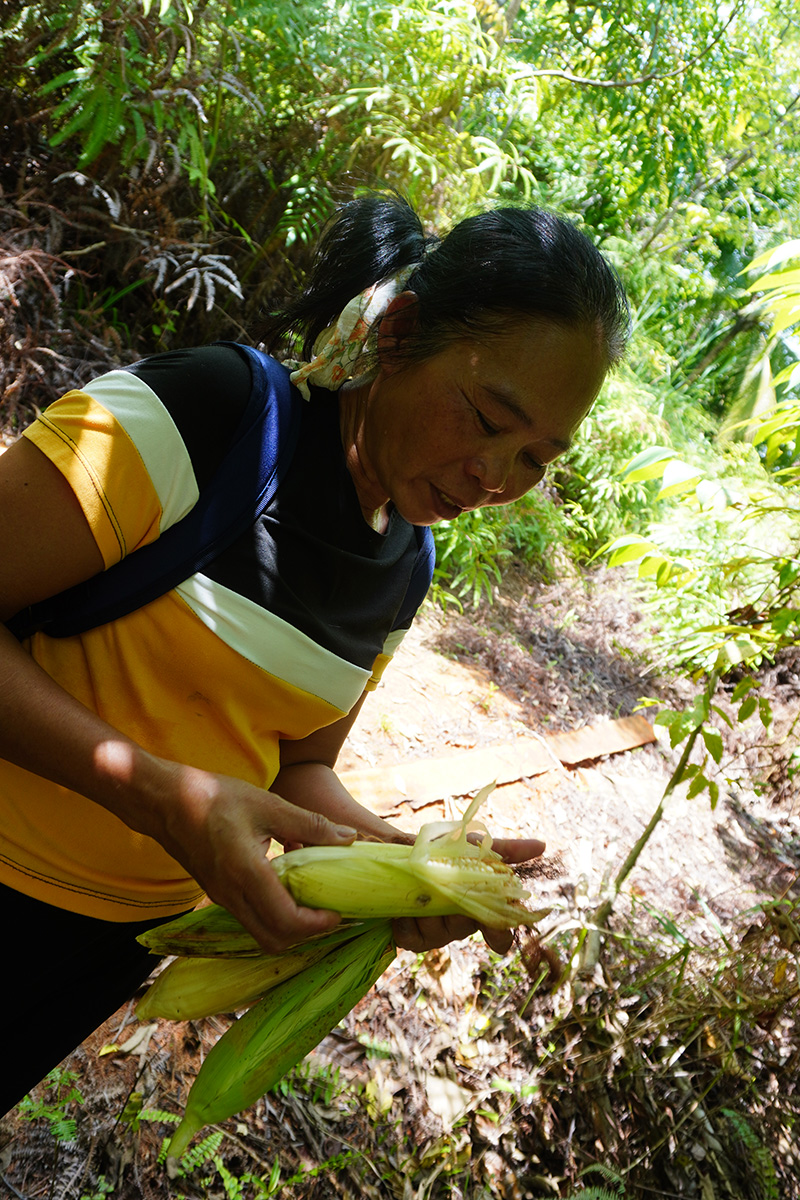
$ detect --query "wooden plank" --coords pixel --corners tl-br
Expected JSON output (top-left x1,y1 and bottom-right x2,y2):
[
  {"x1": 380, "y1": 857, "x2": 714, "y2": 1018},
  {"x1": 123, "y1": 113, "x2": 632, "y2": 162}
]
[
  {"x1": 340, "y1": 715, "x2": 656, "y2": 814},
  {"x1": 544, "y1": 714, "x2": 657, "y2": 765}
]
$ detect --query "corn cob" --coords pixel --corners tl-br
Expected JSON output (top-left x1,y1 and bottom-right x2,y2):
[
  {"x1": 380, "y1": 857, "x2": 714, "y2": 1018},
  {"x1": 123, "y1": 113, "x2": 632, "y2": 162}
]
[
  {"x1": 138, "y1": 903, "x2": 262, "y2": 958},
  {"x1": 146, "y1": 783, "x2": 544, "y2": 1160},
  {"x1": 166, "y1": 921, "x2": 395, "y2": 1160},
  {"x1": 272, "y1": 783, "x2": 542, "y2": 929},
  {"x1": 136, "y1": 919, "x2": 382, "y2": 1021}
]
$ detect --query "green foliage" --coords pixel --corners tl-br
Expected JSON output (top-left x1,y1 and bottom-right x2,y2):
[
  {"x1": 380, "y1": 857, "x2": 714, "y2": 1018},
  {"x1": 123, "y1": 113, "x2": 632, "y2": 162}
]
[
  {"x1": 572, "y1": 1164, "x2": 626, "y2": 1195},
  {"x1": 563, "y1": 1192, "x2": 623, "y2": 1200},
  {"x1": 11, "y1": 0, "x2": 547, "y2": 229},
  {"x1": 17, "y1": 1067, "x2": 84, "y2": 1144},
  {"x1": 721, "y1": 1108, "x2": 780, "y2": 1200},
  {"x1": 80, "y1": 1178, "x2": 115, "y2": 1200},
  {"x1": 5, "y1": 0, "x2": 800, "y2": 422},
  {"x1": 551, "y1": 371, "x2": 681, "y2": 556},
  {"x1": 432, "y1": 507, "x2": 510, "y2": 606},
  {"x1": 603, "y1": 408, "x2": 800, "y2": 673}
]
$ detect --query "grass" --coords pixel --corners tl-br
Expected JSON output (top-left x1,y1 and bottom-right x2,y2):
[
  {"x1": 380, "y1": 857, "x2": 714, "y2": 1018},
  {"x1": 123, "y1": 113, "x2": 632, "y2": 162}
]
[{"x1": 10, "y1": 893, "x2": 799, "y2": 1199}]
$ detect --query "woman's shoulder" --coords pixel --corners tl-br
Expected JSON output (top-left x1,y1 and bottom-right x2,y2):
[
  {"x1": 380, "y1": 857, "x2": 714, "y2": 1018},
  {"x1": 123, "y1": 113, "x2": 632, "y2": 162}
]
[{"x1": 126, "y1": 344, "x2": 254, "y2": 488}]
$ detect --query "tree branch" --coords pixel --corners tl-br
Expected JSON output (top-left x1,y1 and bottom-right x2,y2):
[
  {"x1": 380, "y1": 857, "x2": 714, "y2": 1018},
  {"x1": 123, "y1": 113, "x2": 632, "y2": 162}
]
[{"x1": 527, "y1": 0, "x2": 743, "y2": 91}]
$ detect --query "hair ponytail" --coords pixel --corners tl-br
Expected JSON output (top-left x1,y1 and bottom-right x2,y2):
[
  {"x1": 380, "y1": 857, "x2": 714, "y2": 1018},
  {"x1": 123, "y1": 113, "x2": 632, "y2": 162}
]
[{"x1": 264, "y1": 193, "x2": 437, "y2": 358}]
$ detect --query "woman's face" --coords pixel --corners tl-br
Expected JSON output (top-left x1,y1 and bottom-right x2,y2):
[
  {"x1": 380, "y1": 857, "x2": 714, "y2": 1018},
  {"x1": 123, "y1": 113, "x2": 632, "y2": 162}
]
[{"x1": 353, "y1": 316, "x2": 607, "y2": 527}]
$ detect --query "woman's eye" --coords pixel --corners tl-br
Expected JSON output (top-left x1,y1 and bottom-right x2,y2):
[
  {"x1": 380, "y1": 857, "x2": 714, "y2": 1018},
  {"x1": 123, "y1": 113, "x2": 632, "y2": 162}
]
[
  {"x1": 524, "y1": 455, "x2": 546, "y2": 474},
  {"x1": 476, "y1": 410, "x2": 497, "y2": 435}
]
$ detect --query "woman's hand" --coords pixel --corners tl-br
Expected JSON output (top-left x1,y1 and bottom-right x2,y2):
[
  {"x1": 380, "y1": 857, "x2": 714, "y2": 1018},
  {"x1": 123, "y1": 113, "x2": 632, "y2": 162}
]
[
  {"x1": 149, "y1": 767, "x2": 545, "y2": 957},
  {"x1": 137, "y1": 759, "x2": 359, "y2": 955},
  {"x1": 392, "y1": 835, "x2": 546, "y2": 954}
]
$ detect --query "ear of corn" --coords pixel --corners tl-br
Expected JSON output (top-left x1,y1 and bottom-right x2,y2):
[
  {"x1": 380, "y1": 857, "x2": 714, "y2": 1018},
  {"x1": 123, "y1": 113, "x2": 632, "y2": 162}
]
[
  {"x1": 136, "y1": 919, "x2": 382, "y2": 1021},
  {"x1": 144, "y1": 783, "x2": 545, "y2": 1161},
  {"x1": 138, "y1": 903, "x2": 262, "y2": 958},
  {"x1": 271, "y1": 842, "x2": 538, "y2": 927},
  {"x1": 166, "y1": 921, "x2": 395, "y2": 1161},
  {"x1": 272, "y1": 783, "x2": 543, "y2": 929}
]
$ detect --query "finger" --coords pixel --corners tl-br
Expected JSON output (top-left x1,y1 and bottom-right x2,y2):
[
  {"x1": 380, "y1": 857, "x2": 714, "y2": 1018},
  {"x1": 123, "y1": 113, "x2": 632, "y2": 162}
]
[
  {"x1": 479, "y1": 924, "x2": 514, "y2": 954},
  {"x1": 393, "y1": 914, "x2": 479, "y2": 952},
  {"x1": 215, "y1": 857, "x2": 342, "y2": 955},
  {"x1": 259, "y1": 795, "x2": 357, "y2": 850},
  {"x1": 490, "y1": 837, "x2": 546, "y2": 863}
]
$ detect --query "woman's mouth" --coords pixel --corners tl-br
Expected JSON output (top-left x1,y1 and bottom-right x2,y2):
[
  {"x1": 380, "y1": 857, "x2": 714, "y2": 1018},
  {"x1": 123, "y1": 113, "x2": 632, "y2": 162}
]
[{"x1": 432, "y1": 485, "x2": 465, "y2": 519}]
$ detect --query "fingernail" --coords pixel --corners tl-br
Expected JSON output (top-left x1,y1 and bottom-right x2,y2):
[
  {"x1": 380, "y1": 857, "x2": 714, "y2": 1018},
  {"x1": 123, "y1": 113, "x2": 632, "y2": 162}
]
[{"x1": 335, "y1": 825, "x2": 357, "y2": 840}]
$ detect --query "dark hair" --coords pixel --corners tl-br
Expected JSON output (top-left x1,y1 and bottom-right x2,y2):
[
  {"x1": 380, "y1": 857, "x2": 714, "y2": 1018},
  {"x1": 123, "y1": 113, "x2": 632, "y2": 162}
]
[{"x1": 264, "y1": 192, "x2": 629, "y2": 370}]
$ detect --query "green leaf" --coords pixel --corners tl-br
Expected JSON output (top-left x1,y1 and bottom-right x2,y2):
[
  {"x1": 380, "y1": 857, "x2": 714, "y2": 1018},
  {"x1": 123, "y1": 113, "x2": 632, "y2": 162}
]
[
  {"x1": 39, "y1": 68, "x2": 84, "y2": 97},
  {"x1": 746, "y1": 240, "x2": 800, "y2": 274},
  {"x1": 637, "y1": 553, "x2": 671, "y2": 579},
  {"x1": 763, "y1": 298, "x2": 800, "y2": 336},
  {"x1": 654, "y1": 709, "x2": 680, "y2": 728},
  {"x1": 748, "y1": 267, "x2": 800, "y2": 292},
  {"x1": 655, "y1": 457, "x2": 705, "y2": 500},
  {"x1": 78, "y1": 86, "x2": 115, "y2": 166},
  {"x1": 719, "y1": 637, "x2": 761, "y2": 668},
  {"x1": 687, "y1": 774, "x2": 708, "y2": 799},
  {"x1": 701, "y1": 727, "x2": 723, "y2": 764},
  {"x1": 710, "y1": 704, "x2": 733, "y2": 729},
  {"x1": 695, "y1": 479, "x2": 732, "y2": 511},
  {"x1": 737, "y1": 695, "x2": 758, "y2": 722},
  {"x1": 606, "y1": 534, "x2": 662, "y2": 567},
  {"x1": 669, "y1": 714, "x2": 695, "y2": 748},
  {"x1": 772, "y1": 361, "x2": 800, "y2": 387},
  {"x1": 655, "y1": 559, "x2": 675, "y2": 586},
  {"x1": 49, "y1": 89, "x2": 102, "y2": 148},
  {"x1": 731, "y1": 677, "x2": 759, "y2": 703},
  {"x1": 619, "y1": 445, "x2": 675, "y2": 482}
]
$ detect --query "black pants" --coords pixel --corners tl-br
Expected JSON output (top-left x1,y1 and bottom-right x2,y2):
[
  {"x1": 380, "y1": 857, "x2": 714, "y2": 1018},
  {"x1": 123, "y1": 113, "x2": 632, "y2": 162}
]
[{"x1": 2, "y1": 882, "x2": 179, "y2": 1116}]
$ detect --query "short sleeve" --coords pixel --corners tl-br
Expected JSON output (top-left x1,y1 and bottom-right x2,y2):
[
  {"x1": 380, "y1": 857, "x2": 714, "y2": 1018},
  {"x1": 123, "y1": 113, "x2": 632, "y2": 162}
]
[{"x1": 23, "y1": 371, "x2": 199, "y2": 569}]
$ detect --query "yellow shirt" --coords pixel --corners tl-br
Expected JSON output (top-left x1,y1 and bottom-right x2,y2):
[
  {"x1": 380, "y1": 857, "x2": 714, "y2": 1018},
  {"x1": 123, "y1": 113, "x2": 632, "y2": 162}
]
[{"x1": 1, "y1": 361, "x2": 421, "y2": 919}]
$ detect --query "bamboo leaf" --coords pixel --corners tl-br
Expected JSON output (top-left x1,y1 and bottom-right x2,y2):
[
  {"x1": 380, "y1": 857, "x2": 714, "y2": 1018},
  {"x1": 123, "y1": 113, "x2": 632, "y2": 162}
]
[
  {"x1": 655, "y1": 458, "x2": 705, "y2": 500},
  {"x1": 619, "y1": 445, "x2": 675, "y2": 482}
]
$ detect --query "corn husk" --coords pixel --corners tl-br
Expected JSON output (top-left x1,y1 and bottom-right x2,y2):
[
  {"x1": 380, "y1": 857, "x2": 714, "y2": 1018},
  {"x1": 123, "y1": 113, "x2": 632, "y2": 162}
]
[
  {"x1": 167, "y1": 922, "x2": 395, "y2": 1160},
  {"x1": 137, "y1": 919, "x2": 383, "y2": 1021}
]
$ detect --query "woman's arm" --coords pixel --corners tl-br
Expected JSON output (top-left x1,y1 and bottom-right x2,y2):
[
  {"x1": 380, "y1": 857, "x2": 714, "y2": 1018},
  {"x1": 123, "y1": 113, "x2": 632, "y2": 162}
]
[
  {"x1": 276, "y1": 703, "x2": 546, "y2": 953},
  {"x1": 0, "y1": 438, "x2": 359, "y2": 953},
  {"x1": 276, "y1": 697, "x2": 413, "y2": 843}
]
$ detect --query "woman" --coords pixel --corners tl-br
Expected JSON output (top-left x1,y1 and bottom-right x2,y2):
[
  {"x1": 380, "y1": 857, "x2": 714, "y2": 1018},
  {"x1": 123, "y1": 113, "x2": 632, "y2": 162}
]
[{"x1": 0, "y1": 194, "x2": 628, "y2": 1112}]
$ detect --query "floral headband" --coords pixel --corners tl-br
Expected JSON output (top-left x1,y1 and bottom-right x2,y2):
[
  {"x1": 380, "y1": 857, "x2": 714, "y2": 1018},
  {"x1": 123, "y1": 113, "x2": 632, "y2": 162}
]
[{"x1": 288, "y1": 264, "x2": 417, "y2": 401}]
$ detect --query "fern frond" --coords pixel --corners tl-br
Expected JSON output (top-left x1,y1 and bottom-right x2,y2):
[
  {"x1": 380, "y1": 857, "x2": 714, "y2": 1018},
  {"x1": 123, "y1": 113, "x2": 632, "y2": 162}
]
[{"x1": 721, "y1": 1109, "x2": 779, "y2": 1200}]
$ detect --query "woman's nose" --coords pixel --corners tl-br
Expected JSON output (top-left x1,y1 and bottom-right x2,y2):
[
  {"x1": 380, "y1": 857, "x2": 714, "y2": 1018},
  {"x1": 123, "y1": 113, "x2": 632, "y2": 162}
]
[{"x1": 468, "y1": 456, "x2": 509, "y2": 493}]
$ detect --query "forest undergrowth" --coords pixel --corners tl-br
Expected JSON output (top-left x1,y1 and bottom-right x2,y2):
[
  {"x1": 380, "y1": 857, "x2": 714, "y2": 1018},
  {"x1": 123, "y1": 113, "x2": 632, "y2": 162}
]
[{"x1": 3, "y1": 575, "x2": 799, "y2": 1200}]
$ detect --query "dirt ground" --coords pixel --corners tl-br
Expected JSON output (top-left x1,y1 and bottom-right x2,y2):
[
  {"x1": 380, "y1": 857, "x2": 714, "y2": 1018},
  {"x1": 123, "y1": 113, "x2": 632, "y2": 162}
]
[
  {"x1": 3, "y1": 565, "x2": 799, "y2": 1199},
  {"x1": 343, "y1": 567, "x2": 799, "y2": 932}
]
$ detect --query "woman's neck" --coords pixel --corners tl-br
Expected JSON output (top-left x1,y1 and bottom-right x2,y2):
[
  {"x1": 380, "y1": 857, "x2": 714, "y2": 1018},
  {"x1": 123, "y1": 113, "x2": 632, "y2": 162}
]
[{"x1": 338, "y1": 380, "x2": 390, "y2": 533}]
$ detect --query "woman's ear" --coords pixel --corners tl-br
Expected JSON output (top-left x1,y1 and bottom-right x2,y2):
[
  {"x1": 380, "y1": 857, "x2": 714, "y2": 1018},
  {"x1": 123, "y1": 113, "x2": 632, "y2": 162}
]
[{"x1": 376, "y1": 291, "x2": 419, "y2": 372}]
